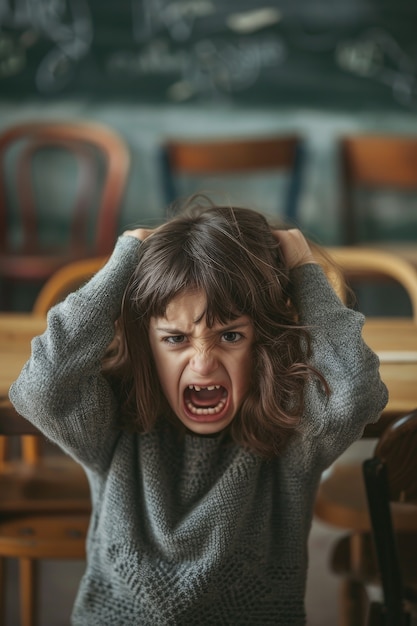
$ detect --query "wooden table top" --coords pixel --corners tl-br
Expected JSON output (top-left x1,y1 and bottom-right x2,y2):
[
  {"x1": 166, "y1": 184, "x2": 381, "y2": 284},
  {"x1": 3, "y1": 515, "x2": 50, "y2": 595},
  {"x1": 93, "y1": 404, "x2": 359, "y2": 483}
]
[{"x1": 1, "y1": 313, "x2": 417, "y2": 433}]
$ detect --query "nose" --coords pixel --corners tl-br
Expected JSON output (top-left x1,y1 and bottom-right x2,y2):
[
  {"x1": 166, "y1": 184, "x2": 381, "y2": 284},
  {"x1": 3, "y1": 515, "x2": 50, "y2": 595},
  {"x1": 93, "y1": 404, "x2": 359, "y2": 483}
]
[{"x1": 189, "y1": 348, "x2": 218, "y2": 376}]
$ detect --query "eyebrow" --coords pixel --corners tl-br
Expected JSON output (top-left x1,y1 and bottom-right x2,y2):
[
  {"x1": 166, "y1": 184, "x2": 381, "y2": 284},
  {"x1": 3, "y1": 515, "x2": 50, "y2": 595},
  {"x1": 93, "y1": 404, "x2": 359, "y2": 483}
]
[{"x1": 154, "y1": 320, "x2": 251, "y2": 334}]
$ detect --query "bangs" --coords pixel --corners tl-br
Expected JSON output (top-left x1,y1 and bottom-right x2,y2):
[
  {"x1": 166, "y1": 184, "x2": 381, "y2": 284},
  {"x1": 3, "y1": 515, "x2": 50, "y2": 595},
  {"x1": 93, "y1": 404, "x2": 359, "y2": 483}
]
[{"x1": 133, "y1": 251, "x2": 247, "y2": 326}]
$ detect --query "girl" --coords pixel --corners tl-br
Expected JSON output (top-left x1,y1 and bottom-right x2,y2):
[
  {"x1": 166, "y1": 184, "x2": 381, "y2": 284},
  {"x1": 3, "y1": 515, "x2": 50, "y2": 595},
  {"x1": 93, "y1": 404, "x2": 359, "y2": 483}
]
[{"x1": 9, "y1": 201, "x2": 387, "y2": 625}]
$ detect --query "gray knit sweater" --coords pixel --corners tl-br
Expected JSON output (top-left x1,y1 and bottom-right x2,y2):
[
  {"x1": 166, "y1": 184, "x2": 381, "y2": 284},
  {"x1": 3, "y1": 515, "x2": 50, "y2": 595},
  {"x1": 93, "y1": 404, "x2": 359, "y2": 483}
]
[{"x1": 9, "y1": 236, "x2": 388, "y2": 626}]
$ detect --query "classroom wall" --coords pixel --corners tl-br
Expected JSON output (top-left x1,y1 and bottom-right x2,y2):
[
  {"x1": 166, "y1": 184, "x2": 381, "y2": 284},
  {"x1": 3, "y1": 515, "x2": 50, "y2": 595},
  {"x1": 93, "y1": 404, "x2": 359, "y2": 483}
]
[{"x1": 1, "y1": 98, "x2": 417, "y2": 245}]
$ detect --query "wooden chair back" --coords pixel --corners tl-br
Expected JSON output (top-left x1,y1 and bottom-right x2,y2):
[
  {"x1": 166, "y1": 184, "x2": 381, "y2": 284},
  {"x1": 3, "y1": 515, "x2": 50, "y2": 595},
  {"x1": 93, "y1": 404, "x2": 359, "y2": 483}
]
[
  {"x1": 1, "y1": 255, "x2": 106, "y2": 624},
  {"x1": 340, "y1": 135, "x2": 417, "y2": 245},
  {"x1": 0, "y1": 120, "x2": 130, "y2": 309},
  {"x1": 325, "y1": 246, "x2": 417, "y2": 323},
  {"x1": 161, "y1": 135, "x2": 305, "y2": 222},
  {"x1": 32, "y1": 256, "x2": 108, "y2": 315},
  {"x1": 363, "y1": 409, "x2": 417, "y2": 625}
]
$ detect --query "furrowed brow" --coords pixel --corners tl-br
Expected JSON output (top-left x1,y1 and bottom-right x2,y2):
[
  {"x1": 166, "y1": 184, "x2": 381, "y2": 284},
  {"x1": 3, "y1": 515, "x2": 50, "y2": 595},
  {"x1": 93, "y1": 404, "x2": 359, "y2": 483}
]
[{"x1": 155, "y1": 326, "x2": 186, "y2": 334}]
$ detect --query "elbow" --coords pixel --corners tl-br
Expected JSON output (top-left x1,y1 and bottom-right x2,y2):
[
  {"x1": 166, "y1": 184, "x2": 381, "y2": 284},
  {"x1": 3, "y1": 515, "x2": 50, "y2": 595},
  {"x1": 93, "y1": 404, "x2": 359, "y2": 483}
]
[{"x1": 342, "y1": 368, "x2": 389, "y2": 425}]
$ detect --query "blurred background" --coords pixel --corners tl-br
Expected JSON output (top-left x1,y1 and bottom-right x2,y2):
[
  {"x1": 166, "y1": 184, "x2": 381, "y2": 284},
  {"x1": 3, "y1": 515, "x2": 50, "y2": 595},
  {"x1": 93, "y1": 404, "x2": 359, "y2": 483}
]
[
  {"x1": 1, "y1": 1, "x2": 417, "y2": 624},
  {"x1": 1, "y1": 0, "x2": 416, "y2": 274}
]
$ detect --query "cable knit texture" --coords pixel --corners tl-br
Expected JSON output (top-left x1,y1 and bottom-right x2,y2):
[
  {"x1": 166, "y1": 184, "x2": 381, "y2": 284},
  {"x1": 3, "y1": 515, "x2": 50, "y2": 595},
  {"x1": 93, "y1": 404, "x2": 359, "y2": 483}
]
[{"x1": 9, "y1": 236, "x2": 388, "y2": 626}]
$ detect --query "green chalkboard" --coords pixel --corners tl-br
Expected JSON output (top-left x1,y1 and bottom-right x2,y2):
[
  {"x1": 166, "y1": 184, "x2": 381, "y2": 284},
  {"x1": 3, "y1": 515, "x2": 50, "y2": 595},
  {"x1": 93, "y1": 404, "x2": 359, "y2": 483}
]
[{"x1": 1, "y1": 0, "x2": 416, "y2": 111}]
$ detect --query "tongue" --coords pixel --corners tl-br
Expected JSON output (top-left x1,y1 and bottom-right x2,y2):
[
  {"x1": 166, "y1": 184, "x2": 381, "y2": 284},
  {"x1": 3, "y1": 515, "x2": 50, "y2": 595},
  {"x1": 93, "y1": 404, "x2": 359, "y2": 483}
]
[{"x1": 188, "y1": 388, "x2": 225, "y2": 408}]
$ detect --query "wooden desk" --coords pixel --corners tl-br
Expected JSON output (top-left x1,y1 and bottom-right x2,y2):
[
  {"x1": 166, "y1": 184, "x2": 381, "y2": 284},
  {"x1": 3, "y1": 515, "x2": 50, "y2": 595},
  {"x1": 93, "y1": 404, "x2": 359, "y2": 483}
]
[
  {"x1": 1, "y1": 314, "x2": 417, "y2": 432},
  {"x1": 362, "y1": 319, "x2": 417, "y2": 434}
]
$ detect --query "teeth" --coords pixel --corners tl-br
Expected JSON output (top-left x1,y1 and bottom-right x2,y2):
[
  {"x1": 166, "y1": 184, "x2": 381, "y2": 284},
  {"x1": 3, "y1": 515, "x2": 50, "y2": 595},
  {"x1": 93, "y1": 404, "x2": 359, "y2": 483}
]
[
  {"x1": 188, "y1": 384, "x2": 221, "y2": 391},
  {"x1": 186, "y1": 399, "x2": 226, "y2": 415}
]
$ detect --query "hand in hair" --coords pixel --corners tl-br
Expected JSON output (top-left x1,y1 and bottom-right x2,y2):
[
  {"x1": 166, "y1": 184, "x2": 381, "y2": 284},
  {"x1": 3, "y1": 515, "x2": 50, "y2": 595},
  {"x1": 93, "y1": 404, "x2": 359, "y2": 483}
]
[
  {"x1": 123, "y1": 228, "x2": 155, "y2": 241},
  {"x1": 273, "y1": 228, "x2": 317, "y2": 269}
]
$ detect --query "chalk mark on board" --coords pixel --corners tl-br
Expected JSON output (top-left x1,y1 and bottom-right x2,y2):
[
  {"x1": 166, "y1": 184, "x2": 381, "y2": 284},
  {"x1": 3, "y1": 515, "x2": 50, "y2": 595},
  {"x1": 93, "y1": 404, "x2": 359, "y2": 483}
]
[
  {"x1": 226, "y1": 8, "x2": 281, "y2": 34},
  {"x1": 187, "y1": 36, "x2": 286, "y2": 97},
  {"x1": 107, "y1": 35, "x2": 286, "y2": 101},
  {"x1": 0, "y1": 0, "x2": 93, "y2": 92},
  {"x1": 132, "y1": 0, "x2": 215, "y2": 43},
  {"x1": 336, "y1": 28, "x2": 417, "y2": 108}
]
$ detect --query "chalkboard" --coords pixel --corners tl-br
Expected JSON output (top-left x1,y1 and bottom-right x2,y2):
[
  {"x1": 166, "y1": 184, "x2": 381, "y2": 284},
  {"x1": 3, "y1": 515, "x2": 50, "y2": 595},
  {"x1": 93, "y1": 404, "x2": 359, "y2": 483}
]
[{"x1": 1, "y1": 0, "x2": 417, "y2": 111}]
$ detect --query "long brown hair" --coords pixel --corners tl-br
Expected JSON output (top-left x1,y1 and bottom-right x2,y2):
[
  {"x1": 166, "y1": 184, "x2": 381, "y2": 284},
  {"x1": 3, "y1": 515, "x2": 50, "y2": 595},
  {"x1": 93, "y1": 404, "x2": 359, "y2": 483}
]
[{"x1": 105, "y1": 200, "x2": 330, "y2": 457}]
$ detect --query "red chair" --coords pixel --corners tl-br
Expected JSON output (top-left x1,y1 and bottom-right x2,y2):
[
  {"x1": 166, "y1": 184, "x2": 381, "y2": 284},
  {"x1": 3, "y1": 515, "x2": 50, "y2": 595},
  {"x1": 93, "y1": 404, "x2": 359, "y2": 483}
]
[{"x1": 0, "y1": 121, "x2": 130, "y2": 310}]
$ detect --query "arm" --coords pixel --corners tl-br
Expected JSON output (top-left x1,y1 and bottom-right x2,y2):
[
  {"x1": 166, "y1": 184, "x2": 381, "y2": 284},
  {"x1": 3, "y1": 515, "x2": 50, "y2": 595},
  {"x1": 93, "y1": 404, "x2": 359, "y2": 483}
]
[
  {"x1": 275, "y1": 229, "x2": 388, "y2": 462},
  {"x1": 9, "y1": 234, "x2": 145, "y2": 471}
]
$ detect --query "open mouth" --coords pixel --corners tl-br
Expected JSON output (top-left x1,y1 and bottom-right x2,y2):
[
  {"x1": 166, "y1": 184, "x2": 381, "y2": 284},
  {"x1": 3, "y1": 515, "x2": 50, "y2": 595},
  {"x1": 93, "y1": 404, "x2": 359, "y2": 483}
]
[{"x1": 184, "y1": 384, "x2": 228, "y2": 418}]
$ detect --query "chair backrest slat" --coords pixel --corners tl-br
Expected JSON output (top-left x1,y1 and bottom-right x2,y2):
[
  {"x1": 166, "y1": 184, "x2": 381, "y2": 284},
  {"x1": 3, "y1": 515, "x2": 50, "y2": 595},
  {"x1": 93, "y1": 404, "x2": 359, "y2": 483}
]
[
  {"x1": 32, "y1": 256, "x2": 107, "y2": 314},
  {"x1": 161, "y1": 135, "x2": 304, "y2": 223},
  {"x1": 325, "y1": 246, "x2": 417, "y2": 323},
  {"x1": 0, "y1": 120, "x2": 130, "y2": 256}
]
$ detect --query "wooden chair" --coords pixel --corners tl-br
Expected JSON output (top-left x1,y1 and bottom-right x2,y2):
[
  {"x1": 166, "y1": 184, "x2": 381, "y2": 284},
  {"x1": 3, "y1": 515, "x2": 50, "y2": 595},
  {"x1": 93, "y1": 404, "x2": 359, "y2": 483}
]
[
  {"x1": 315, "y1": 414, "x2": 417, "y2": 626},
  {"x1": 32, "y1": 255, "x2": 108, "y2": 315},
  {"x1": 0, "y1": 120, "x2": 130, "y2": 310},
  {"x1": 0, "y1": 411, "x2": 89, "y2": 626},
  {"x1": 160, "y1": 134, "x2": 305, "y2": 222},
  {"x1": 363, "y1": 410, "x2": 417, "y2": 626},
  {"x1": 324, "y1": 246, "x2": 417, "y2": 323},
  {"x1": 339, "y1": 134, "x2": 417, "y2": 266},
  {"x1": 0, "y1": 258, "x2": 108, "y2": 625},
  {"x1": 314, "y1": 250, "x2": 417, "y2": 626}
]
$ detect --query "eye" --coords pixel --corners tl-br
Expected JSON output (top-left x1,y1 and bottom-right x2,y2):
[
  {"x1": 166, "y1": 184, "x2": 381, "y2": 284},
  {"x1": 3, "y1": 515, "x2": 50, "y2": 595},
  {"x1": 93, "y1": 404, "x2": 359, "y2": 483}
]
[
  {"x1": 163, "y1": 335, "x2": 187, "y2": 345},
  {"x1": 221, "y1": 331, "x2": 243, "y2": 343}
]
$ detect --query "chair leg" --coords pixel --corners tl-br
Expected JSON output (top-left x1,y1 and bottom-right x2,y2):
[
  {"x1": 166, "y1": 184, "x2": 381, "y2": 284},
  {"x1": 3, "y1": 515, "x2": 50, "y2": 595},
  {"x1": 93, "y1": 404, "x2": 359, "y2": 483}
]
[
  {"x1": 0, "y1": 557, "x2": 5, "y2": 626},
  {"x1": 367, "y1": 602, "x2": 385, "y2": 626},
  {"x1": 339, "y1": 579, "x2": 369, "y2": 626},
  {"x1": 20, "y1": 558, "x2": 38, "y2": 626}
]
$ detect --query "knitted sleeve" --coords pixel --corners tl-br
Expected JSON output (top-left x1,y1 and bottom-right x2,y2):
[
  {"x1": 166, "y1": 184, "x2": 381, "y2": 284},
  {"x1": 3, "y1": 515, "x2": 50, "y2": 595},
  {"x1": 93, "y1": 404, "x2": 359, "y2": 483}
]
[
  {"x1": 290, "y1": 263, "x2": 388, "y2": 466},
  {"x1": 9, "y1": 235, "x2": 141, "y2": 471}
]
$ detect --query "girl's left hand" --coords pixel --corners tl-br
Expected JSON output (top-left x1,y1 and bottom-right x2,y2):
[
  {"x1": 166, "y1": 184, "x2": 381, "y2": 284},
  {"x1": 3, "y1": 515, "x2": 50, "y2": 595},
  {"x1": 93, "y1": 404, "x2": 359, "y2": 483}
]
[
  {"x1": 123, "y1": 228, "x2": 155, "y2": 241},
  {"x1": 272, "y1": 229, "x2": 317, "y2": 269}
]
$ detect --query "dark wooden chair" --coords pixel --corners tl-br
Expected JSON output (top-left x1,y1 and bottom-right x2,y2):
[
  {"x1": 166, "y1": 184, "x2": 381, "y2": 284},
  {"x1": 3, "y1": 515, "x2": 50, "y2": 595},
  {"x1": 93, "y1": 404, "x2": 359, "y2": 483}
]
[
  {"x1": 0, "y1": 120, "x2": 130, "y2": 310},
  {"x1": 315, "y1": 409, "x2": 417, "y2": 626},
  {"x1": 0, "y1": 257, "x2": 111, "y2": 625},
  {"x1": 160, "y1": 134, "x2": 305, "y2": 222},
  {"x1": 363, "y1": 411, "x2": 417, "y2": 626},
  {"x1": 314, "y1": 250, "x2": 417, "y2": 626},
  {"x1": 0, "y1": 409, "x2": 90, "y2": 626},
  {"x1": 339, "y1": 134, "x2": 417, "y2": 263}
]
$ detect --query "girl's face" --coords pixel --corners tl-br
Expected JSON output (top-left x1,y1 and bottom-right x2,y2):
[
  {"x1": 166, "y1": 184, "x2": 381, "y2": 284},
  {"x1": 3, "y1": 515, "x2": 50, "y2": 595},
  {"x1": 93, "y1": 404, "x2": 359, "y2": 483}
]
[{"x1": 148, "y1": 289, "x2": 255, "y2": 435}]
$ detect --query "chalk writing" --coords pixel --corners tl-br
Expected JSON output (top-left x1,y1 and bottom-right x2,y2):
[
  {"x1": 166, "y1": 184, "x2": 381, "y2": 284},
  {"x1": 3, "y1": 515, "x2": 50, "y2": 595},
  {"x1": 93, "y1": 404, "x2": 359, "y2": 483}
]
[
  {"x1": 106, "y1": 35, "x2": 285, "y2": 101},
  {"x1": 336, "y1": 28, "x2": 417, "y2": 108},
  {"x1": 0, "y1": 0, "x2": 416, "y2": 110},
  {"x1": 132, "y1": 0, "x2": 215, "y2": 43},
  {"x1": 0, "y1": 0, "x2": 93, "y2": 92}
]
